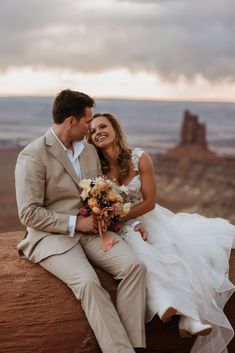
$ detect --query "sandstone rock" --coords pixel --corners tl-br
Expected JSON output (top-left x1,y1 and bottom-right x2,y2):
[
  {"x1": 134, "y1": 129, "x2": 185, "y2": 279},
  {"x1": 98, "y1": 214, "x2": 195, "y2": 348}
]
[
  {"x1": 180, "y1": 110, "x2": 207, "y2": 148},
  {"x1": 153, "y1": 111, "x2": 235, "y2": 224},
  {"x1": 0, "y1": 232, "x2": 234, "y2": 353},
  {"x1": 155, "y1": 156, "x2": 235, "y2": 224},
  {"x1": 160, "y1": 110, "x2": 219, "y2": 175}
]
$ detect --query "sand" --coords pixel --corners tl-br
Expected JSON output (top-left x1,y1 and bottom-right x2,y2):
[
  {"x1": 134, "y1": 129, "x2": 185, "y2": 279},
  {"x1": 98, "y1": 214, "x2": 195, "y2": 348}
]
[{"x1": 0, "y1": 148, "x2": 24, "y2": 232}]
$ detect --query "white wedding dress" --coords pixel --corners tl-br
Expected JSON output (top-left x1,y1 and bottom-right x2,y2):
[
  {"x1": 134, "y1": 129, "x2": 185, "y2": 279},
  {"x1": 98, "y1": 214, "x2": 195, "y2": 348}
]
[{"x1": 122, "y1": 148, "x2": 235, "y2": 353}]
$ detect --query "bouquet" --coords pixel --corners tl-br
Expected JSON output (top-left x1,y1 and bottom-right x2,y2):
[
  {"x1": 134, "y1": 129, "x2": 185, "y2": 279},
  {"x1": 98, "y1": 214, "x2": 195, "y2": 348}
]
[{"x1": 79, "y1": 176, "x2": 131, "y2": 251}]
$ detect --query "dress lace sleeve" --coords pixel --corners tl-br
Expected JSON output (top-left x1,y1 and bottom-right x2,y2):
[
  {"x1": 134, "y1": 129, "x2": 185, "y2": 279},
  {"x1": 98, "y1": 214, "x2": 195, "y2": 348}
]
[{"x1": 131, "y1": 148, "x2": 145, "y2": 172}]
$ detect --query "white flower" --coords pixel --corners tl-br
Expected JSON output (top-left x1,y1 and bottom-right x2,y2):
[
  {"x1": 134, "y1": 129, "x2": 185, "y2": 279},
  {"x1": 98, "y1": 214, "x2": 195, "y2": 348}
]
[
  {"x1": 80, "y1": 190, "x2": 89, "y2": 201},
  {"x1": 119, "y1": 185, "x2": 129, "y2": 194},
  {"x1": 122, "y1": 202, "x2": 131, "y2": 215},
  {"x1": 79, "y1": 179, "x2": 92, "y2": 191}
]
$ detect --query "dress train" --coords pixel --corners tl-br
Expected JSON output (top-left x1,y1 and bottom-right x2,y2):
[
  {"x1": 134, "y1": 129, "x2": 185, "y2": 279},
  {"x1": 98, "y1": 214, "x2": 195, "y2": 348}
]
[{"x1": 123, "y1": 205, "x2": 235, "y2": 353}]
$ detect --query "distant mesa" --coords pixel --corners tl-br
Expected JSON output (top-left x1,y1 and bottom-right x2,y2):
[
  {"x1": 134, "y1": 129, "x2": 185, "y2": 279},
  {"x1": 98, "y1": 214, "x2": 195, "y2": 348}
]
[
  {"x1": 180, "y1": 110, "x2": 207, "y2": 148},
  {"x1": 154, "y1": 110, "x2": 235, "y2": 224},
  {"x1": 156, "y1": 110, "x2": 222, "y2": 176},
  {"x1": 164, "y1": 110, "x2": 219, "y2": 163}
]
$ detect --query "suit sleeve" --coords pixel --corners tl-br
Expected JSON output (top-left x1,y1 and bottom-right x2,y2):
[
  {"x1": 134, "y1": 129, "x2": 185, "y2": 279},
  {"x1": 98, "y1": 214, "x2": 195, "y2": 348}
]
[{"x1": 15, "y1": 147, "x2": 70, "y2": 234}]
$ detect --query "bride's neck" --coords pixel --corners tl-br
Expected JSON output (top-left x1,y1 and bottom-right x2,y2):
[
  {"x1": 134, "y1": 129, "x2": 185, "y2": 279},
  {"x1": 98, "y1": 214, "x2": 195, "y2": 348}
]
[{"x1": 102, "y1": 146, "x2": 119, "y2": 166}]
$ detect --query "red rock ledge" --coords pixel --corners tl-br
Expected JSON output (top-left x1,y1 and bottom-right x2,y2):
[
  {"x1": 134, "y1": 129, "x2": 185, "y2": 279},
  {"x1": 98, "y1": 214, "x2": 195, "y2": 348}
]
[{"x1": 1, "y1": 232, "x2": 234, "y2": 353}]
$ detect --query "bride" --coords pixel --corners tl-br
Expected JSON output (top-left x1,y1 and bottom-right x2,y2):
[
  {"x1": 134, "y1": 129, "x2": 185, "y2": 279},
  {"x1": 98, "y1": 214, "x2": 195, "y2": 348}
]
[{"x1": 88, "y1": 112, "x2": 235, "y2": 353}]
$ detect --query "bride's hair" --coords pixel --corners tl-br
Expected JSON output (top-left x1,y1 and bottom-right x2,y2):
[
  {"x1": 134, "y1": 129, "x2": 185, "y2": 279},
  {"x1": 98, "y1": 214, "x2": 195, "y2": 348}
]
[{"x1": 88, "y1": 113, "x2": 132, "y2": 178}]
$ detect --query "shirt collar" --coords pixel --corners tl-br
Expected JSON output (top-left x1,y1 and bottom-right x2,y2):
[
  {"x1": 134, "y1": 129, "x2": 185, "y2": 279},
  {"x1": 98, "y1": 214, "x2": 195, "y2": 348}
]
[
  {"x1": 51, "y1": 126, "x2": 84, "y2": 159},
  {"x1": 72, "y1": 140, "x2": 84, "y2": 160}
]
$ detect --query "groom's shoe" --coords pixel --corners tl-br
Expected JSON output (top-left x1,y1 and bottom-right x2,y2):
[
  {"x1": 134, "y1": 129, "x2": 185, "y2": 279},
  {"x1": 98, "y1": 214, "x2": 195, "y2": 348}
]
[
  {"x1": 134, "y1": 349, "x2": 146, "y2": 353},
  {"x1": 158, "y1": 305, "x2": 178, "y2": 322},
  {"x1": 179, "y1": 316, "x2": 212, "y2": 338}
]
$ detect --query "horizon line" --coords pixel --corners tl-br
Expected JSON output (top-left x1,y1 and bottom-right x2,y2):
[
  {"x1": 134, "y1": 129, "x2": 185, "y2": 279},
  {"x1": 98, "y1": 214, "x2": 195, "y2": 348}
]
[{"x1": 0, "y1": 94, "x2": 234, "y2": 105}]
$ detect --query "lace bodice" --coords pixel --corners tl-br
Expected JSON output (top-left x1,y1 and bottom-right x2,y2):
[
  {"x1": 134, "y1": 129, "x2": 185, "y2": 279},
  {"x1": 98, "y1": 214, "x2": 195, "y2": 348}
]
[{"x1": 127, "y1": 148, "x2": 144, "y2": 205}]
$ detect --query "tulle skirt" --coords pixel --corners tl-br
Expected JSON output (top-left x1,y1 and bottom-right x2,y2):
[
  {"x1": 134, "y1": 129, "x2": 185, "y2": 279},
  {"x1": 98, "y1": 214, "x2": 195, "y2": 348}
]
[{"x1": 124, "y1": 205, "x2": 235, "y2": 353}]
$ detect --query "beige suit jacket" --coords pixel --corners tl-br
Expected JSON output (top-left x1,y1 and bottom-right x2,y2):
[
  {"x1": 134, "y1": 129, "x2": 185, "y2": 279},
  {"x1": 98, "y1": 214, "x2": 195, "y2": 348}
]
[{"x1": 15, "y1": 130, "x2": 102, "y2": 263}]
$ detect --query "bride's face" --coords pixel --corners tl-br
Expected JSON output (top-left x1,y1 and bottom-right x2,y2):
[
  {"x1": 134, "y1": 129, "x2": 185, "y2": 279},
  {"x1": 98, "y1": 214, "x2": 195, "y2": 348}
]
[{"x1": 90, "y1": 116, "x2": 116, "y2": 149}]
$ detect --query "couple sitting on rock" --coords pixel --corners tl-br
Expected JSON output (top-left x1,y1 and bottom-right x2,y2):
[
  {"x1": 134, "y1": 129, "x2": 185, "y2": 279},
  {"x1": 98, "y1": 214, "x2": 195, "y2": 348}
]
[{"x1": 15, "y1": 89, "x2": 235, "y2": 353}]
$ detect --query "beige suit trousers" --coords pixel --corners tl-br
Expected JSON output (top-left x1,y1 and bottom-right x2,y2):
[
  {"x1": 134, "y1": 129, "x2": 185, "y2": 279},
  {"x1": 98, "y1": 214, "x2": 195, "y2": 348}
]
[{"x1": 40, "y1": 232, "x2": 147, "y2": 353}]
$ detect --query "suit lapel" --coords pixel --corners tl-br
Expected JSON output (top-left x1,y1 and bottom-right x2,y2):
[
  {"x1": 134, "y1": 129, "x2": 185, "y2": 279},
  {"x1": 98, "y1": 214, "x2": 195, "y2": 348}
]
[{"x1": 45, "y1": 130, "x2": 81, "y2": 187}]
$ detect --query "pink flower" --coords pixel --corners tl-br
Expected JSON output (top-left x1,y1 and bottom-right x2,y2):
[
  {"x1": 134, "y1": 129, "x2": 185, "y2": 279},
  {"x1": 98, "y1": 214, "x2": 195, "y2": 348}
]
[
  {"x1": 111, "y1": 222, "x2": 123, "y2": 233},
  {"x1": 79, "y1": 207, "x2": 90, "y2": 217}
]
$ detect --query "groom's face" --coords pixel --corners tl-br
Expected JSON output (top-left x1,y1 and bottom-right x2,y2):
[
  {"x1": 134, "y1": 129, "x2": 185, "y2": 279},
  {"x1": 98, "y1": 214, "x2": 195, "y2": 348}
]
[{"x1": 74, "y1": 107, "x2": 93, "y2": 140}]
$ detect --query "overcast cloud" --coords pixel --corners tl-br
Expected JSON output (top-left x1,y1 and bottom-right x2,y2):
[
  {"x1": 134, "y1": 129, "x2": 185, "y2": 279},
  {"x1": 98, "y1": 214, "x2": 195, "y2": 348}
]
[{"x1": 0, "y1": 0, "x2": 234, "y2": 83}]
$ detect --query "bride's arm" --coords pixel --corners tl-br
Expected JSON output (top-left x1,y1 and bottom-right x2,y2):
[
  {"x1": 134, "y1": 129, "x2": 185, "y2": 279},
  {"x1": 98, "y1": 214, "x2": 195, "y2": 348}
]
[{"x1": 126, "y1": 153, "x2": 157, "y2": 220}]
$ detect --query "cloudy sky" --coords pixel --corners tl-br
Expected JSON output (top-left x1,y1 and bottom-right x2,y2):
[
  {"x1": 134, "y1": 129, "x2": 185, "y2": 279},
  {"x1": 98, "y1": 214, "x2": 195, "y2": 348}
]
[{"x1": 0, "y1": 0, "x2": 234, "y2": 101}]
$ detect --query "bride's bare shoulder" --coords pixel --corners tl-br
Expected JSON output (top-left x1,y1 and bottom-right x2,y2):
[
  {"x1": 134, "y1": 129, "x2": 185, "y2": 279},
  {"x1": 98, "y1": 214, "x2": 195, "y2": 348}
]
[{"x1": 137, "y1": 152, "x2": 155, "y2": 173}]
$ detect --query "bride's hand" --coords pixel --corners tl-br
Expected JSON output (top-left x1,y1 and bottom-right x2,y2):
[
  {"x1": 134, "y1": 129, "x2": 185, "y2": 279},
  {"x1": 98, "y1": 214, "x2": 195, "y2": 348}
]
[{"x1": 134, "y1": 223, "x2": 148, "y2": 241}]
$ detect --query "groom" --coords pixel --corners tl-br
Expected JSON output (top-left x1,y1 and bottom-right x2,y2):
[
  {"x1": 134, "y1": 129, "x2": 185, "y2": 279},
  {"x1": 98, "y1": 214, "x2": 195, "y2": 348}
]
[{"x1": 15, "y1": 89, "x2": 147, "y2": 353}]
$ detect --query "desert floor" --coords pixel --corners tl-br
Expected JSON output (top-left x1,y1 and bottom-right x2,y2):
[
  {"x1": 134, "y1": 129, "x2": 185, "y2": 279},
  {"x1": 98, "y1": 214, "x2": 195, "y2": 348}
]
[{"x1": 0, "y1": 148, "x2": 24, "y2": 232}]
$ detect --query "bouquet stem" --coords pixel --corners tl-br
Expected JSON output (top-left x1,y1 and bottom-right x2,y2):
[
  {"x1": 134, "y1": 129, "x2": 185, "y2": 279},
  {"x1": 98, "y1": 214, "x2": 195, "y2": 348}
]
[{"x1": 97, "y1": 217, "x2": 119, "y2": 251}]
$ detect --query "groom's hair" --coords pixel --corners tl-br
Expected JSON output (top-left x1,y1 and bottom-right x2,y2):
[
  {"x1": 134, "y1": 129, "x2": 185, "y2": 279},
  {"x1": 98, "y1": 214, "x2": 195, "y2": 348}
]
[{"x1": 52, "y1": 89, "x2": 95, "y2": 124}]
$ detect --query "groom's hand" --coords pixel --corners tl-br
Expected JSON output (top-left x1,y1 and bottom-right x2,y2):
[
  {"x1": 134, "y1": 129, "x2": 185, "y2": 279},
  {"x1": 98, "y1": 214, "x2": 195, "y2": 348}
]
[
  {"x1": 134, "y1": 223, "x2": 148, "y2": 241},
  {"x1": 76, "y1": 214, "x2": 98, "y2": 234}
]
